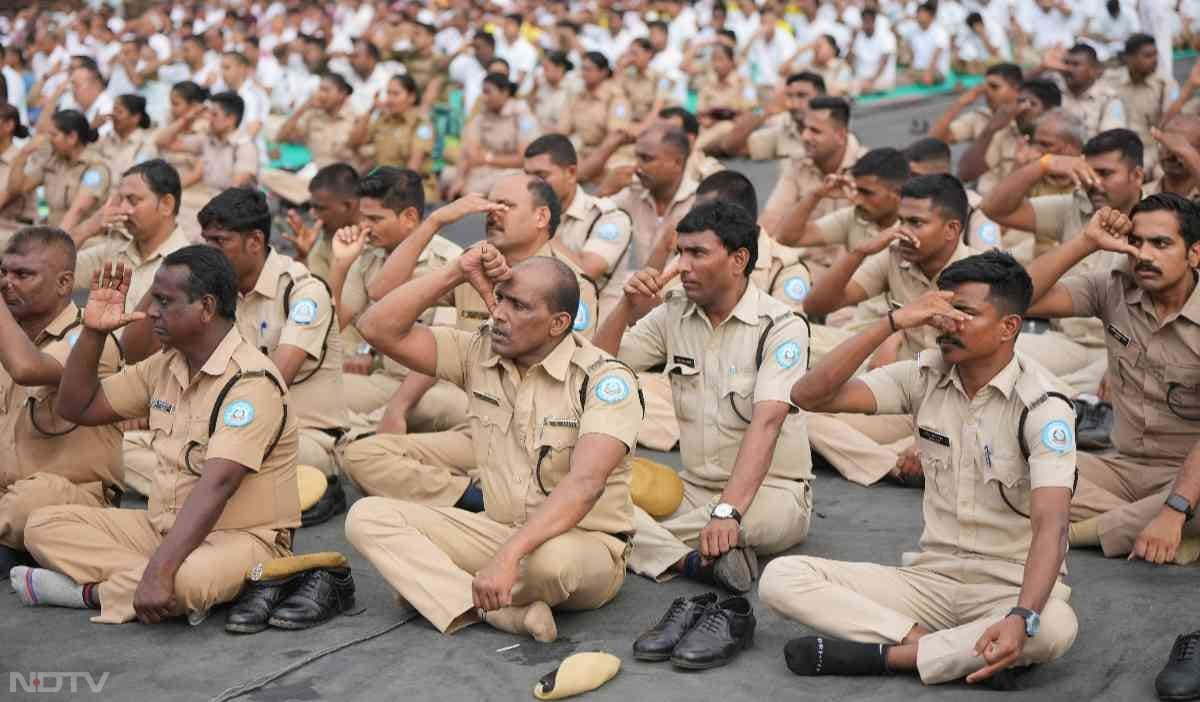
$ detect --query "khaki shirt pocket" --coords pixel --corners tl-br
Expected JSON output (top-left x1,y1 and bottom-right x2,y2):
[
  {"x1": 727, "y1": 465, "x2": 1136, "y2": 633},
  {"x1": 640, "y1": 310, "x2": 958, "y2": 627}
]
[
  {"x1": 1111, "y1": 336, "x2": 1142, "y2": 391},
  {"x1": 533, "y1": 423, "x2": 579, "y2": 496},
  {"x1": 982, "y1": 449, "x2": 1032, "y2": 519},
  {"x1": 1164, "y1": 365, "x2": 1200, "y2": 422},
  {"x1": 720, "y1": 370, "x2": 757, "y2": 428},
  {"x1": 917, "y1": 426, "x2": 954, "y2": 497},
  {"x1": 467, "y1": 390, "x2": 512, "y2": 468},
  {"x1": 667, "y1": 362, "x2": 702, "y2": 423}
]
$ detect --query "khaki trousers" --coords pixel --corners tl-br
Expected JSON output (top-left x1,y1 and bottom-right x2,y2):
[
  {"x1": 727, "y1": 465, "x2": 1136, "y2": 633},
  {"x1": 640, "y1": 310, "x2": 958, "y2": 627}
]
[
  {"x1": 344, "y1": 497, "x2": 628, "y2": 633},
  {"x1": 24, "y1": 506, "x2": 288, "y2": 624},
  {"x1": 0, "y1": 474, "x2": 108, "y2": 549},
  {"x1": 344, "y1": 372, "x2": 401, "y2": 416},
  {"x1": 1070, "y1": 452, "x2": 1196, "y2": 557},
  {"x1": 122, "y1": 430, "x2": 155, "y2": 497},
  {"x1": 341, "y1": 427, "x2": 477, "y2": 505},
  {"x1": 637, "y1": 373, "x2": 680, "y2": 452},
  {"x1": 628, "y1": 476, "x2": 812, "y2": 580},
  {"x1": 344, "y1": 375, "x2": 469, "y2": 434},
  {"x1": 1014, "y1": 331, "x2": 1106, "y2": 395},
  {"x1": 808, "y1": 413, "x2": 914, "y2": 486},
  {"x1": 299, "y1": 427, "x2": 339, "y2": 476},
  {"x1": 759, "y1": 555, "x2": 1078, "y2": 685}
]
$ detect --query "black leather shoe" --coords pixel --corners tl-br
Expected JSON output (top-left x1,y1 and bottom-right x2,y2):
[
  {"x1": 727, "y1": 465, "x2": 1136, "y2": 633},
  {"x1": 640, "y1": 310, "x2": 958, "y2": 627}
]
[
  {"x1": 225, "y1": 572, "x2": 305, "y2": 634},
  {"x1": 268, "y1": 567, "x2": 356, "y2": 630},
  {"x1": 301, "y1": 476, "x2": 347, "y2": 527},
  {"x1": 711, "y1": 547, "x2": 758, "y2": 594},
  {"x1": 1157, "y1": 631, "x2": 1200, "y2": 700},
  {"x1": 0, "y1": 545, "x2": 36, "y2": 577},
  {"x1": 670, "y1": 596, "x2": 755, "y2": 670},
  {"x1": 1076, "y1": 400, "x2": 1114, "y2": 450},
  {"x1": 633, "y1": 592, "x2": 718, "y2": 661}
]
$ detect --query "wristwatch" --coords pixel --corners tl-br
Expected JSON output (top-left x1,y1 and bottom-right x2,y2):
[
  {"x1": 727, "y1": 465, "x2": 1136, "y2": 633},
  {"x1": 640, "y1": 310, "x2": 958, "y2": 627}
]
[
  {"x1": 711, "y1": 502, "x2": 743, "y2": 523},
  {"x1": 1166, "y1": 493, "x2": 1195, "y2": 521},
  {"x1": 1007, "y1": 607, "x2": 1040, "y2": 638}
]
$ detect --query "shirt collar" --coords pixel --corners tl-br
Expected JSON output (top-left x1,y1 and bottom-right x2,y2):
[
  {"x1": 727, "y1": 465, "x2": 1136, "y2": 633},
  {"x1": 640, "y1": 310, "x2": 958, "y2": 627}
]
[
  {"x1": 681, "y1": 280, "x2": 760, "y2": 327},
  {"x1": 169, "y1": 324, "x2": 243, "y2": 387},
  {"x1": 478, "y1": 327, "x2": 579, "y2": 382},
  {"x1": 38, "y1": 302, "x2": 81, "y2": 343},
  {"x1": 121, "y1": 226, "x2": 189, "y2": 266},
  {"x1": 934, "y1": 350, "x2": 1021, "y2": 400},
  {"x1": 248, "y1": 248, "x2": 290, "y2": 300},
  {"x1": 564, "y1": 185, "x2": 592, "y2": 222},
  {"x1": 1123, "y1": 267, "x2": 1200, "y2": 325}
]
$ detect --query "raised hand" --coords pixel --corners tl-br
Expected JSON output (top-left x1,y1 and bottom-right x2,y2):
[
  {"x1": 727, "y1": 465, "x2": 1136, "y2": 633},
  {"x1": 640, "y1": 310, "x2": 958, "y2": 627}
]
[
  {"x1": 331, "y1": 224, "x2": 369, "y2": 266},
  {"x1": 1151, "y1": 126, "x2": 1198, "y2": 160},
  {"x1": 891, "y1": 290, "x2": 971, "y2": 333},
  {"x1": 623, "y1": 264, "x2": 680, "y2": 318},
  {"x1": 1081, "y1": 207, "x2": 1138, "y2": 257},
  {"x1": 83, "y1": 262, "x2": 146, "y2": 332},
  {"x1": 458, "y1": 242, "x2": 510, "y2": 313},
  {"x1": 435, "y1": 192, "x2": 509, "y2": 226},
  {"x1": 283, "y1": 209, "x2": 322, "y2": 259},
  {"x1": 817, "y1": 173, "x2": 855, "y2": 201},
  {"x1": 853, "y1": 224, "x2": 919, "y2": 257},
  {"x1": 1041, "y1": 155, "x2": 1101, "y2": 191}
]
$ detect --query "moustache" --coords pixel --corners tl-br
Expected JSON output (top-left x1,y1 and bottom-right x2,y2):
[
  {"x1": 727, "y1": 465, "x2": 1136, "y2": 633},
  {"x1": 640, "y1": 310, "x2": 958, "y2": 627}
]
[
  {"x1": 1135, "y1": 261, "x2": 1161, "y2": 274},
  {"x1": 936, "y1": 334, "x2": 965, "y2": 348}
]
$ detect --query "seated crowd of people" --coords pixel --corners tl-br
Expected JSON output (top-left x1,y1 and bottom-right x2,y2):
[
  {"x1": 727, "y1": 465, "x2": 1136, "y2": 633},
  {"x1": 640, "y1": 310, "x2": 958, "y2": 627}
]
[{"x1": 1, "y1": 0, "x2": 1200, "y2": 696}]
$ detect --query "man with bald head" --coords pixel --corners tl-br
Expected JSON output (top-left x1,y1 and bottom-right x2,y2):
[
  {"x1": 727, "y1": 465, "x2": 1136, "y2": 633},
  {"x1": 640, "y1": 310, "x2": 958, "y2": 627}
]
[
  {"x1": 1146, "y1": 114, "x2": 1200, "y2": 199},
  {"x1": 346, "y1": 249, "x2": 643, "y2": 643}
]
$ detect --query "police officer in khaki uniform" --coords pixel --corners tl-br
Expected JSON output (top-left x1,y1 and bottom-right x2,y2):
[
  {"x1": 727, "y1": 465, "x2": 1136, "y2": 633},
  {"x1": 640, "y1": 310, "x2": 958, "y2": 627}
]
[
  {"x1": 448, "y1": 74, "x2": 541, "y2": 198},
  {"x1": 340, "y1": 175, "x2": 598, "y2": 507},
  {"x1": 392, "y1": 22, "x2": 450, "y2": 102},
  {"x1": 760, "y1": 98, "x2": 868, "y2": 238},
  {"x1": 524, "y1": 135, "x2": 633, "y2": 302},
  {"x1": 955, "y1": 79, "x2": 1062, "y2": 198},
  {"x1": 346, "y1": 252, "x2": 641, "y2": 642},
  {"x1": 261, "y1": 73, "x2": 358, "y2": 205},
  {"x1": 718, "y1": 73, "x2": 824, "y2": 160},
  {"x1": 765, "y1": 251, "x2": 1078, "y2": 686},
  {"x1": 1024, "y1": 196, "x2": 1200, "y2": 563},
  {"x1": 531, "y1": 52, "x2": 579, "y2": 134},
  {"x1": 22, "y1": 248, "x2": 297, "y2": 625},
  {"x1": 928, "y1": 64, "x2": 1023, "y2": 150},
  {"x1": 327, "y1": 167, "x2": 464, "y2": 429},
  {"x1": 1048, "y1": 44, "x2": 1127, "y2": 138},
  {"x1": 7, "y1": 111, "x2": 110, "y2": 235},
  {"x1": 905, "y1": 137, "x2": 1010, "y2": 253},
  {"x1": 595, "y1": 200, "x2": 812, "y2": 593},
  {"x1": 1144, "y1": 115, "x2": 1200, "y2": 199},
  {"x1": 0, "y1": 104, "x2": 37, "y2": 238},
  {"x1": 0, "y1": 228, "x2": 123, "y2": 568},
  {"x1": 559, "y1": 52, "x2": 630, "y2": 168},
  {"x1": 617, "y1": 39, "x2": 672, "y2": 128},
  {"x1": 347, "y1": 75, "x2": 437, "y2": 202},
  {"x1": 1108, "y1": 34, "x2": 1178, "y2": 176},
  {"x1": 983, "y1": 129, "x2": 1147, "y2": 394},
  {"x1": 804, "y1": 175, "x2": 980, "y2": 487}
]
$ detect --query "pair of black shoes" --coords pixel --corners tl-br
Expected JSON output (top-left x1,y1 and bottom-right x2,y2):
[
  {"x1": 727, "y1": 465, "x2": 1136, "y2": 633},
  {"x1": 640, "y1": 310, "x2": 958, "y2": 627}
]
[
  {"x1": 1158, "y1": 631, "x2": 1200, "y2": 700},
  {"x1": 226, "y1": 567, "x2": 356, "y2": 633},
  {"x1": 301, "y1": 476, "x2": 347, "y2": 527},
  {"x1": 634, "y1": 593, "x2": 756, "y2": 669}
]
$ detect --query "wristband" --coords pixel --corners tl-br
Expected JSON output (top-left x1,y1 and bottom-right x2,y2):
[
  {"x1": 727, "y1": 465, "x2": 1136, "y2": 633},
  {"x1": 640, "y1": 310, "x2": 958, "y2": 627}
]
[
  {"x1": 888, "y1": 309, "x2": 898, "y2": 332},
  {"x1": 1039, "y1": 153, "x2": 1053, "y2": 175}
]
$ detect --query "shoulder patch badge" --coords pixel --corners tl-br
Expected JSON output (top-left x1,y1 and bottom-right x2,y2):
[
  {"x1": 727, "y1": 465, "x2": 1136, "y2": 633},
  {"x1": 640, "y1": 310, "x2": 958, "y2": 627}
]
[
  {"x1": 594, "y1": 373, "x2": 630, "y2": 404},
  {"x1": 574, "y1": 300, "x2": 590, "y2": 331},
  {"x1": 82, "y1": 169, "x2": 103, "y2": 188},
  {"x1": 977, "y1": 220, "x2": 999, "y2": 246},
  {"x1": 67, "y1": 330, "x2": 81, "y2": 348},
  {"x1": 774, "y1": 340, "x2": 801, "y2": 369},
  {"x1": 1041, "y1": 419, "x2": 1074, "y2": 455},
  {"x1": 596, "y1": 221, "x2": 622, "y2": 241},
  {"x1": 782, "y1": 277, "x2": 808, "y2": 302},
  {"x1": 613, "y1": 104, "x2": 627, "y2": 120},
  {"x1": 416, "y1": 124, "x2": 433, "y2": 140},
  {"x1": 223, "y1": 400, "x2": 256, "y2": 428},
  {"x1": 289, "y1": 298, "x2": 319, "y2": 325}
]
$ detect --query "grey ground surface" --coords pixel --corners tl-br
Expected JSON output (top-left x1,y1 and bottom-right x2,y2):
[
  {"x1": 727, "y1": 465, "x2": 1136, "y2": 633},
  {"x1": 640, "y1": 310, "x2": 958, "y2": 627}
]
[{"x1": 6, "y1": 62, "x2": 1198, "y2": 701}]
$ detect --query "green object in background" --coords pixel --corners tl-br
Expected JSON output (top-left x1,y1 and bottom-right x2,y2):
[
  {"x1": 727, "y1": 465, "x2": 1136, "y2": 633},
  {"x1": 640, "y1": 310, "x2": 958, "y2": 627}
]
[
  {"x1": 268, "y1": 143, "x2": 312, "y2": 171},
  {"x1": 686, "y1": 90, "x2": 698, "y2": 113},
  {"x1": 856, "y1": 72, "x2": 983, "y2": 105}
]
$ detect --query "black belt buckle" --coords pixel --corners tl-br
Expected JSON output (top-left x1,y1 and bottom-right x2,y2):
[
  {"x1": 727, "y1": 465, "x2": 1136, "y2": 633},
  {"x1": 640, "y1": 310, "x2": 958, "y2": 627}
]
[{"x1": 1021, "y1": 318, "x2": 1050, "y2": 334}]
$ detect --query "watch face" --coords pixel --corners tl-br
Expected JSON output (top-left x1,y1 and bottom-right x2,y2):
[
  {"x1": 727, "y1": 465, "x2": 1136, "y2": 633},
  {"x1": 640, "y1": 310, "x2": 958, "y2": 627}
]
[
  {"x1": 713, "y1": 504, "x2": 732, "y2": 519},
  {"x1": 1027, "y1": 612, "x2": 1040, "y2": 637}
]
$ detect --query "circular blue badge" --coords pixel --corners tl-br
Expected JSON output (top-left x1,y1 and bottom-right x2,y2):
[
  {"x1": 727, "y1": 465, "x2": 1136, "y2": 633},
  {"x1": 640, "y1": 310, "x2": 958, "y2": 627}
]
[
  {"x1": 67, "y1": 331, "x2": 80, "y2": 348},
  {"x1": 594, "y1": 374, "x2": 630, "y2": 404},
  {"x1": 783, "y1": 277, "x2": 809, "y2": 302},
  {"x1": 596, "y1": 222, "x2": 621, "y2": 241},
  {"x1": 978, "y1": 221, "x2": 999, "y2": 246},
  {"x1": 775, "y1": 340, "x2": 801, "y2": 369},
  {"x1": 82, "y1": 169, "x2": 103, "y2": 188},
  {"x1": 223, "y1": 400, "x2": 256, "y2": 428},
  {"x1": 290, "y1": 298, "x2": 319, "y2": 325},
  {"x1": 1041, "y1": 419, "x2": 1073, "y2": 455},
  {"x1": 574, "y1": 301, "x2": 590, "y2": 331}
]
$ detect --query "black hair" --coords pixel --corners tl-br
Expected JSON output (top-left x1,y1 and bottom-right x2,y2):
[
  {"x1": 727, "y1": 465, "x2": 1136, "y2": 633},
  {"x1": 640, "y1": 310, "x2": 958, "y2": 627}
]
[
  {"x1": 390, "y1": 74, "x2": 418, "y2": 96},
  {"x1": 172, "y1": 80, "x2": 210, "y2": 104},
  {"x1": 807, "y1": 96, "x2": 851, "y2": 127},
  {"x1": 787, "y1": 71, "x2": 826, "y2": 93},
  {"x1": 850, "y1": 147, "x2": 912, "y2": 187},
  {"x1": 1083, "y1": 128, "x2": 1143, "y2": 169},
  {"x1": 222, "y1": 50, "x2": 251, "y2": 66},
  {"x1": 183, "y1": 33, "x2": 207, "y2": 49},
  {"x1": 318, "y1": 71, "x2": 353, "y2": 96},
  {"x1": 116, "y1": 93, "x2": 152, "y2": 129},
  {"x1": 712, "y1": 43, "x2": 736, "y2": 62},
  {"x1": 161, "y1": 244, "x2": 239, "y2": 320},
  {"x1": 518, "y1": 256, "x2": 580, "y2": 328},
  {"x1": 354, "y1": 39, "x2": 381, "y2": 62},
  {"x1": 474, "y1": 31, "x2": 497, "y2": 50},
  {"x1": 483, "y1": 71, "x2": 517, "y2": 97},
  {"x1": 717, "y1": 30, "x2": 739, "y2": 46},
  {"x1": 917, "y1": 2, "x2": 937, "y2": 14},
  {"x1": 1067, "y1": 42, "x2": 1100, "y2": 66},
  {"x1": 414, "y1": 21, "x2": 437, "y2": 37},
  {"x1": 504, "y1": 13, "x2": 524, "y2": 26},
  {"x1": 966, "y1": 11, "x2": 984, "y2": 26},
  {"x1": 862, "y1": 7, "x2": 878, "y2": 20},
  {"x1": 696, "y1": 170, "x2": 759, "y2": 220},
  {"x1": 582, "y1": 51, "x2": 612, "y2": 76},
  {"x1": 545, "y1": 50, "x2": 575, "y2": 72},
  {"x1": 527, "y1": 176, "x2": 562, "y2": 236},
  {"x1": 985, "y1": 62, "x2": 1023, "y2": 87},
  {"x1": 821, "y1": 34, "x2": 841, "y2": 57},
  {"x1": 524, "y1": 134, "x2": 578, "y2": 167},
  {"x1": 51, "y1": 110, "x2": 98, "y2": 145},
  {"x1": 659, "y1": 106, "x2": 699, "y2": 137},
  {"x1": 1131, "y1": 192, "x2": 1200, "y2": 248},
  {"x1": 647, "y1": 20, "x2": 669, "y2": 35},
  {"x1": 6, "y1": 226, "x2": 77, "y2": 272},
  {"x1": 309, "y1": 162, "x2": 359, "y2": 199},
  {"x1": 905, "y1": 137, "x2": 952, "y2": 165},
  {"x1": 1124, "y1": 33, "x2": 1156, "y2": 56},
  {"x1": 209, "y1": 91, "x2": 245, "y2": 126},
  {"x1": 197, "y1": 188, "x2": 272, "y2": 247},
  {"x1": 74, "y1": 62, "x2": 105, "y2": 88},
  {"x1": 901, "y1": 173, "x2": 969, "y2": 227},
  {"x1": 937, "y1": 250, "x2": 1033, "y2": 316},
  {"x1": 1020, "y1": 78, "x2": 1062, "y2": 109},
  {"x1": 632, "y1": 37, "x2": 655, "y2": 53},
  {"x1": 0, "y1": 103, "x2": 29, "y2": 140},
  {"x1": 124, "y1": 159, "x2": 182, "y2": 215},
  {"x1": 356, "y1": 166, "x2": 424, "y2": 216},
  {"x1": 657, "y1": 126, "x2": 692, "y2": 160},
  {"x1": 676, "y1": 200, "x2": 759, "y2": 276}
]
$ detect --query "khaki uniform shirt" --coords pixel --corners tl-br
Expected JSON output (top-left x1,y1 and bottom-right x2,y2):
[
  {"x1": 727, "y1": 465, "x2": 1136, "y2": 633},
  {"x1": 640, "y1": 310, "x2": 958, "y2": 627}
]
[
  {"x1": 1111, "y1": 71, "x2": 1178, "y2": 171},
  {"x1": 617, "y1": 284, "x2": 813, "y2": 488},
  {"x1": 0, "y1": 142, "x2": 35, "y2": 224},
  {"x1": 95, "y1": 128, "x2": 158, "y2": 180},
  {"x1": 101, "y1": 326, "x2": 301, "y2": 533},
  {"x1": 965, "y1": 189, "x2": 1006, "y2": 250},
  {"x1": 761, "y1": 134, "x2": 867, "y2": 235},
  {"x1": 814, "y1": 205, "x2": 883, "y2": 251},
  {"x1": 367, "y1": 112, "x2": 435, "y2": 170},
  {"x1": 532, "y1": 79, "x2": 578, "y2": 133},
  {"x1": 397, "y1": 50, "x2": 447, "y2": 99},
  {"x1": 813, "y1": 58, "x2": 853, "y2": 97},
  {"x1": 695, "y1": 71, "x2": 755, "y2": 115},
  {"x1": 609, "y1": 175, "x2": 700, "y2": 296},
  {"x1": 343, "y1": 236, "x2": 462, "y2": 380},
  {"x1": 861, "y1": 350, "x2": 1076, "y2": 573},
  {"x1": 747, "y1": 112, "x2": 807, "y2": 161},
  {"x1": 236, "y1": 249, "x2": 348, "y2": 432},
  {"x1": 433, "y1": 326, "x2": 641, "y2": 535},
  {"x1": 1061, "y1": 265, "x2": 1200, "y2": 461},
  {"x1": 0, "y1": 303, "x2": 123, "y2": 489},
  {"x1": 23, "y1": 145, "x2": 111, "y2": 227},
  {"x1": 620, "y1": 68, "x2": 671, "y2": 123},
  {"x1": 753, "y1": 228, "x2": 812, "y2": 309},
  {"x1": 1060, "y1": 82, "x2": 1127, "y2": 137},
  {"x1": 1143, "y1": 176, "x2": 1200, "y2": 200},
  {"x1": 463, "y1": 99, "x2": 540, "y2": 160},
  {"x1": 947, "y1": 109, "x2": 992, "y2": 144},
  {"x1": 74, "y1": 227, "x2": 191, "y2": 313},
  {"x1": 1031, "y1": 191, "x2": 1106, "y2": 346},
  {"x1": 294, "y1": 105, "x2": 357, "y2": 169},
  {"x1": 557, "y1": 186, "x2": 634, "y2": 286},
  {"x1": 979, "y1": 122, "x2": 1024, "y2": 197},
  {"x1": 562, "y1": 82, "x2": 628, "y2": 152},
  {"x1": 180, "y1": 133, "x2": 259, "y2": 192},
  {"x1": 852, "y1": 241, "x2": 979, "y2": 359}
]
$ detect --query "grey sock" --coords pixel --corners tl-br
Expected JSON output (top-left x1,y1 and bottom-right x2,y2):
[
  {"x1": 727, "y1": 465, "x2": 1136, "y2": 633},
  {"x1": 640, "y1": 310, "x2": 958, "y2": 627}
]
[{"x1": 10, "y1": 566, "x2": 92, "y2": 609}]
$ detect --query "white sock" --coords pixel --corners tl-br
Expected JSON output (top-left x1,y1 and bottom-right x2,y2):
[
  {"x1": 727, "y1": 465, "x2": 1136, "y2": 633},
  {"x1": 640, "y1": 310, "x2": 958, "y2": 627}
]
[{"x1": 10, "y1": 566, "x2": 94, "y2": 609}]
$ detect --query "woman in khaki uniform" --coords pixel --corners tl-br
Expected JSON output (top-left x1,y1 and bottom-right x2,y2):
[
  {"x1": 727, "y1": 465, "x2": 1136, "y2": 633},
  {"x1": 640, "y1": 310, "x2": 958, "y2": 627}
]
[
  {"x1": 160, "y1": 81, "x2": 211, "y2": 240},
  {"x1": 6, "y1": 110, "x2": 110, "y2": 238},
  {"x1": 446, "y1": 72, "x2": 540, "y2": 199},
  {"x1": 560, "y1": 52, "x2": 629, "y2": 168},
  {"x1": 348, "y1": 75, "x2": 437, "y2": 202},
  {"x1": 0, "y1": 104, "x2": 36, "y2": 239},
  {"x1": 530, "y1": 51, "x2": 579, "y2": 133}
]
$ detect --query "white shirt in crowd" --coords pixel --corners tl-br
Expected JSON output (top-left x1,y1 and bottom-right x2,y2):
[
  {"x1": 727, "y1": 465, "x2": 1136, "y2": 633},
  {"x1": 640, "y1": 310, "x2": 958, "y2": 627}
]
[
  {"x1": 851, "y1": 26, "x2": 898, "y2": 88},
  {"x1": 748, "y1": 27, "x2": 798, "y2": 87},
  {"x1": 908, "y1": 22, "x2": 951, "y2": 77}
]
